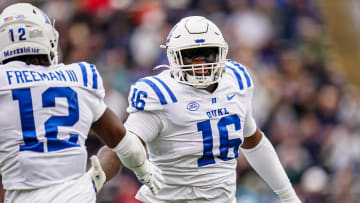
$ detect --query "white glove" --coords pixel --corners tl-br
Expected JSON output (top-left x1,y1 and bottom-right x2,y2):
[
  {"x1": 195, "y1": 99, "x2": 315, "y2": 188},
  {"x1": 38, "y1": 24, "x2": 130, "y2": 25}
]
[
  {"x1": 87, "y1": 155, "x2": 106, "y2": 193},
  {"x1": 133, "y1": 160, "x2": 165, "y2": 196},
  {"x1": 278, "y1": 187, "x2": 302, "y2": 203}
]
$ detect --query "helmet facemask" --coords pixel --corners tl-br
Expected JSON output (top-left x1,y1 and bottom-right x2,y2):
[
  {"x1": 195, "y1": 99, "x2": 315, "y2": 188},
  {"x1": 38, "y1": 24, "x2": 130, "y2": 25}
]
[{"x1": 170, "y1": 45, "x2": 227, "y2": 88}]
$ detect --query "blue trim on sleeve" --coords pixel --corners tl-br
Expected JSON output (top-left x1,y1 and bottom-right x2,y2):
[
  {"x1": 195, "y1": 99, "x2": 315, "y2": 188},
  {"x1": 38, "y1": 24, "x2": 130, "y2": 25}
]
[
  {"x1": 139, "y1": 78, "x2": 167, "y2": 105},
  {"x1": 77, "y1": 63, "x2": 88, "y2": 87},
  {"x1": 226, "y1": 65, "x2": 244, "y2": 90},
  {"x1": 229, "y1": 61, "x2": 252, "y2": 87},
  {"x1": 90, "y1": 64, "x2": 98, "y2": 89},
  {"x1": 152, "y1": 76, "x2": 177, "y2": 103}
]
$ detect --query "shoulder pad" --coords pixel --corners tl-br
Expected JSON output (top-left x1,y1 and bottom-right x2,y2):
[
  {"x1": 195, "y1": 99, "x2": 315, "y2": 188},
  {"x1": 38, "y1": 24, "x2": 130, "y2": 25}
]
[
  {"x1": 225, "y1": 60, "x2": 253, "y2": 91},
  {"x1": 127, "y1": 76, "x2": 178, "y2": 113}
]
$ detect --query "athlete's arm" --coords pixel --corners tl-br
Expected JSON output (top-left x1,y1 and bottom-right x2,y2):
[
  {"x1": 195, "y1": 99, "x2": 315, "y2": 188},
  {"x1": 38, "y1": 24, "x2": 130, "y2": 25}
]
[
  {"x1": 90, "y1": 108, "x2": 164, "y2": 195},
  {"x1": 92, "y1": 109, "x2": 161, "y2": 181},
  {"x1": 241, "y1": 128, "x2": 301, "y2": 203},
  {"x1": 96, "y1": 145, "x2": 122, "y2": 181},
  {"x1": 240, "y1": 99, "x2": 301, "y2": 203},
  {"x1": 91, "y1": 108, "x2": 125, "y2": 148},
  {"x1": 85, "y1": 146, "x2": 121, "y2": 193}
]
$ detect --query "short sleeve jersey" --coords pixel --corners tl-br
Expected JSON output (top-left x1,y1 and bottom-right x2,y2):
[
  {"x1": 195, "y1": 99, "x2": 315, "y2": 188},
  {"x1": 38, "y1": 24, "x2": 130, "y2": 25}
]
[{"x1": 0, "y1": 61, "x2": 106, "y2": 190}]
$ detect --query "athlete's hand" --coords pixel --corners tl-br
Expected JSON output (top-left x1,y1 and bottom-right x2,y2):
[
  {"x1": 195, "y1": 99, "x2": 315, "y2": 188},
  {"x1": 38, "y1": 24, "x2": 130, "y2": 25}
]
[
  {"x1": 133, "y1": 160, "x2": 164, "y2": 196},
  {"x1": 87, "y1": 155, "x2": 106, "y2": 193}
]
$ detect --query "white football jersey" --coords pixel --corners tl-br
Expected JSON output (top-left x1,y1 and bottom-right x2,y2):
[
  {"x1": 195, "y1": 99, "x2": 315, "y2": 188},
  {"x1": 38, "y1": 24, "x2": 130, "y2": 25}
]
[
  {"x1": 0, "y1": 61, "x2": 106, "y2": 190},
  {"x1": 125, "y1": 60, "x2": 255, "y2": 202}
]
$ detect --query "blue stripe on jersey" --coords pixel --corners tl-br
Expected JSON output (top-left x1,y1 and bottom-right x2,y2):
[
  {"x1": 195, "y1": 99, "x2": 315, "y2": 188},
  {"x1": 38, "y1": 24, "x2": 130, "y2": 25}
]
[
  {"x1": 77, "y1": 63, "x2": 88, "y2": 87},
  {"x1": 90, "y1": 64, "x2": 98, "y2": 89},
  {"x1": 152, "y1": 76, "x2": 178, "y2": 103},
  {"x1": 139, "y1": 78, "x2": 167, "y2": 105},
  {"x1": 226, "y1": 65, "x2": 244, "y2": 90},
  {"x1": 229, "y1": 61, "x2": 252, "y2": 87}
]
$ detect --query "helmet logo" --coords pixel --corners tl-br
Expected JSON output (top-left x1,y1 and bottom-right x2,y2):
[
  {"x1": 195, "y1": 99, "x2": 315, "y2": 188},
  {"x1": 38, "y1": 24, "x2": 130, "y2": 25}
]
[
  {"x1": 187, "y1": 101, "x2": 200, "y2": 111},
  {"x1": 4, "y1": 16, "x2": 13, "y2": 23},
  {"x1": 15, "y1": 14, "x2": 25, "y2": 20},
  {"x1": 195, "y1": 39, "x2": 205, "y2": 43}
]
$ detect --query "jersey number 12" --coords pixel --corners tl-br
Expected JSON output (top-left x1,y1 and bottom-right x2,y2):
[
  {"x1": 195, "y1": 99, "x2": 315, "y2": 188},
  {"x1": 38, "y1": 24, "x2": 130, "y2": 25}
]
[{"x1": 12, "y1": 87, "x2": 80, "y2": 152}]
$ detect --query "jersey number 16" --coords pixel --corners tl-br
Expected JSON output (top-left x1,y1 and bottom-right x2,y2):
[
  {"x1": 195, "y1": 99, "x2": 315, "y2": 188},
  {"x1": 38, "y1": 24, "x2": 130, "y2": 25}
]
[{"x1": 197, "y1": 114, "x2": 242, "y2": 167}]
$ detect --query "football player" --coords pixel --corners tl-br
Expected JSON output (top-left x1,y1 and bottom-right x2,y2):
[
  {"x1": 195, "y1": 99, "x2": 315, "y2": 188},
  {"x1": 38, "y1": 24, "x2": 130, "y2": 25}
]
[
  {"x1": 0, "y1": 3, "x2": 163, "y2": 203},
  {"x1": 95, "y1": 16, "x2": 302, "y2": 202}
]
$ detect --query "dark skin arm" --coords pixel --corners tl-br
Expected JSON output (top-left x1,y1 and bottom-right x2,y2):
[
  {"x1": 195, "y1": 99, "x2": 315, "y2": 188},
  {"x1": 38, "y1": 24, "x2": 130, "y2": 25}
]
[
  {"x1": 90, "y1": 107, "x2": 127, "y2": 181},
  {"x1": 96, "y1": 146, "x2": 123, "y2": 181},
  {"x1": 241, "y1": 128, "x2": 263, "y2": 149},
  {"x1": 91, "y1": 108, "x2": 126, "y2": 149}
]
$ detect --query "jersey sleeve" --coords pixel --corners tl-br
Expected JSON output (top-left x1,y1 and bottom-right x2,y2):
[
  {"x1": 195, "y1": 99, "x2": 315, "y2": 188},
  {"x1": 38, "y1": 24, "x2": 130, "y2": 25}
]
[
  {"x1": 127, "y1": 77, "x2": 167, "y2": 113},
  {"x1": 225, "y1": 60, "x2": 254, "y2": 93},
  {"x1": 124, "y1": 111, "x2": 163, "y2": 143},
  {"x1": 76, "y1": 62, "x2": 106, "y2": 121},
  {"x1": 226, "y1": 60, "x2": 257, "y2": 137},
  {"x1": 76, "y1": 62, "x2": 105, "y2": 99},
  {"x1": 243, "y1": 96, "x2": 257, "y2": 137}
]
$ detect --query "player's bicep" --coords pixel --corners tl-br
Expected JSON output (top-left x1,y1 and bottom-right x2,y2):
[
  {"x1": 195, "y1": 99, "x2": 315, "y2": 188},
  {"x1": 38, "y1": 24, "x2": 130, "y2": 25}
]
[
  {"x1": 91, "y1": 108, "x2": 126, "y2": 148},
  {"x1": 243, "y1": 102, "x2": 257, "y2": 138},
  {"x1": 124, "y1": 111, "x2": 163, "y2": 143}
]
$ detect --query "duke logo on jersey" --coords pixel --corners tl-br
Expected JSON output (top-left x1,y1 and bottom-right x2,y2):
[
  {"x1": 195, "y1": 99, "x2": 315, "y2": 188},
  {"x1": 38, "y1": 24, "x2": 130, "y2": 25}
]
[{"x1": 0, "y1": 61, "x2": 106, "y2": 190}]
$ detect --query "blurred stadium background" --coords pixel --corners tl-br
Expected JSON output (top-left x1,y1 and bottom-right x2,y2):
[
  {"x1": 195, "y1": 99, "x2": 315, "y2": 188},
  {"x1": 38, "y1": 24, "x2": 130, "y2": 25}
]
[{"x1": 1, "y1": 0, "x2": 360, "y2": 202}]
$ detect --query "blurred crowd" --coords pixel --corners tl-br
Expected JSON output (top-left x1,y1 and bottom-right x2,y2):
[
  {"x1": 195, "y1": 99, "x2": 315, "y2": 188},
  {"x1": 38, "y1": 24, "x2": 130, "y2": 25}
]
[{"x1": 2, "y1": 0, "x2": 360, "y2": 202}]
